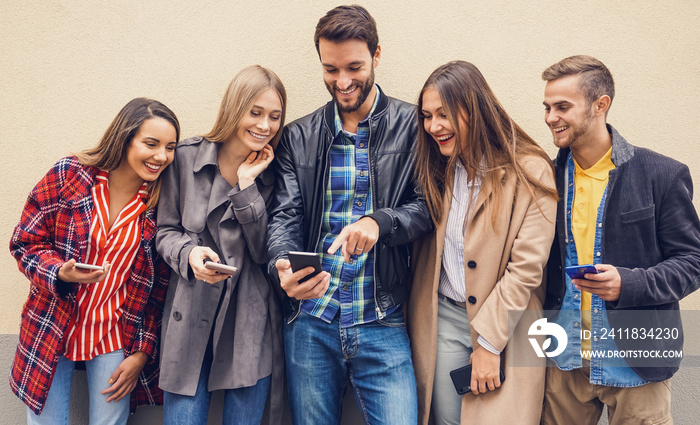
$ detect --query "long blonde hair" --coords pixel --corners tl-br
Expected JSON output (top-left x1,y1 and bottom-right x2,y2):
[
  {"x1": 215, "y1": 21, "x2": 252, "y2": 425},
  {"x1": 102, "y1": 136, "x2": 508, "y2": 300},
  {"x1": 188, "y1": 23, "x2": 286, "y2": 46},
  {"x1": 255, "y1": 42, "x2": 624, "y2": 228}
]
[
  {"x1": 203, "y1": 65, "x2": 287, "y2": 148},
  {"x1": 415, "y1": 61, "x2": 557, "y2": 225},
  {"x1": 75, "y1": 97, "x2": 180, "y2": 209}
]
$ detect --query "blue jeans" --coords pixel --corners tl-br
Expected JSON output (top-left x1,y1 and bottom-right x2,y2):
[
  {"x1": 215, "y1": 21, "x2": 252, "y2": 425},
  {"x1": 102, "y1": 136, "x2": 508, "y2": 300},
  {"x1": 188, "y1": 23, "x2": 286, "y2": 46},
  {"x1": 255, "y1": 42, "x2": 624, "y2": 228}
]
[
  {"x1": 284, "y1": 310, "x2": 417, "y2": 425},
  {"x1": 27, "y1": 349, "x2": 129, "y2": 425},
  {"x1": 163, "y1": 357, "x2": 271, "y2": 425}
]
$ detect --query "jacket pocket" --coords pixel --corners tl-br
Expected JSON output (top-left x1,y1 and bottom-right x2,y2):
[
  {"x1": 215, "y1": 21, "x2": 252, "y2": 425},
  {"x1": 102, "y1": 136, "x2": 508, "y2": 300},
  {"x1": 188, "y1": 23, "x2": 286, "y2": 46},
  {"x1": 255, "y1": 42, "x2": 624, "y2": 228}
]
[
  {"x1": 181, "y1": 211, "x2": 206, "y2": 234},
  {"x1": 620, "y1": 204, "x2": 655, "y2": 224}
]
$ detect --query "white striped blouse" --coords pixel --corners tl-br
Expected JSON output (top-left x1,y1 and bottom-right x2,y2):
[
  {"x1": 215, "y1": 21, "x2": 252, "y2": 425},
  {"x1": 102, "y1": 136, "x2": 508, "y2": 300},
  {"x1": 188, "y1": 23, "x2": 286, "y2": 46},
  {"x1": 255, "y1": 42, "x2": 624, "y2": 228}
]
[
  {"x1": 438, "y1": 160, "x2": 481, "y2": 302},
  {"x1": 64, "y1": 171, "x2": 147, "y2": 361}
]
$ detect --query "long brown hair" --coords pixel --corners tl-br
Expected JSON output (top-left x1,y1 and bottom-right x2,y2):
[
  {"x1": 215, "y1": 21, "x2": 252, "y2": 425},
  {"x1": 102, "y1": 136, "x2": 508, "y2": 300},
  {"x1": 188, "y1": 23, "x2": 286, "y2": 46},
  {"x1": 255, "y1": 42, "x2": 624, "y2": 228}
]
[
  {"x1": 76, "y1": 97, "x2": 180, "y2": 209},
  {"x1": 203, "y1": 65, "x2": 287, "y2": 148},
  {"x1": 415, "y1": 60, "x2": 557, "y2": 225}
]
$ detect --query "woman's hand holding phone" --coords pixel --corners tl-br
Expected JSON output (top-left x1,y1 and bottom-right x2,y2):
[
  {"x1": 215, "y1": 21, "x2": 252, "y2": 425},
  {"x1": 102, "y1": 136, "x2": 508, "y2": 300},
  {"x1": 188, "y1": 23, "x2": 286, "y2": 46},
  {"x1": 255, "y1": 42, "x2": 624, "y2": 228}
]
[
  {"x1": 188, "y1": 246, "x2": 231, "y2": 285},
  {"x1": 58, "y1": 259, "x2": 110, "y2": 284},
  {"x1": 469, "y1": 346, "x2": 502, "y2": 395}
]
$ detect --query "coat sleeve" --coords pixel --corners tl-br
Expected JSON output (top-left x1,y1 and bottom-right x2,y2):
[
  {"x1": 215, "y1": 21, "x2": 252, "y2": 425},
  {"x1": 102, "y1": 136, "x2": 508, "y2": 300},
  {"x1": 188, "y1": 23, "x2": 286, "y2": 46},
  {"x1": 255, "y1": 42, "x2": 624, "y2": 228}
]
[
  {"x1": 266, "y1": 128, "x2": 306, "y2": 282},
  {"x1": 229, "y1": 182, "x2": 269, "y2": 265},
  {"x1": 470, "y1": 160, "x2": 557, "y2": 351},
  {"x1": 366, "y1": 180, "x2": 433, "y2": 247},
  {"x1": 614, "y1": 163, "x2": 700, "y2": 308},
  {"x1": 155, "y1": 151, "x2": 196, "y2": 281},
  {"x1": 10, "y1": 160, "x2": 77, "y2": 300}
]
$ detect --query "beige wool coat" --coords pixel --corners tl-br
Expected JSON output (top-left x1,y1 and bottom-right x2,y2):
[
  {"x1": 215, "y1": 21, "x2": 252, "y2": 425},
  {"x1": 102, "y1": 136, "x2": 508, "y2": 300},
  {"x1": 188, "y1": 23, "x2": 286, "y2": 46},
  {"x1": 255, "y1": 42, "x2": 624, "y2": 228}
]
[{"x1": 408, "y1": 156, "x2": 557, "y2": 425}]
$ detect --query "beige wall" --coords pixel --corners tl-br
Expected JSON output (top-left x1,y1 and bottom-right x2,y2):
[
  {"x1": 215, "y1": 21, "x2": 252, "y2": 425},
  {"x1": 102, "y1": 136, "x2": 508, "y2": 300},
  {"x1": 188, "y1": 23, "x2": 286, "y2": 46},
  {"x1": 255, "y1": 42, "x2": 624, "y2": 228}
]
[{"x1": 1, "y1": 0, "x2": 699, "y2": 422}]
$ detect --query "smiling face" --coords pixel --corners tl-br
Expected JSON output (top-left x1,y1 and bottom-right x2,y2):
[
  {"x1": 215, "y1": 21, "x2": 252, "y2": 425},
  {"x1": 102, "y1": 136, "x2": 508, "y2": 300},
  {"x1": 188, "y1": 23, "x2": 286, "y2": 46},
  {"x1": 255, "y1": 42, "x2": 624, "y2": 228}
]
[
  {"x1": 421, "y1": 87, "x2": 467, "y2": 157},
  {"x1": 234, "y1": 88, "x2": 283, "y2": 152},
  {"x1": 123, "y1": 117, "x2": 177, "y2": 183},
  {"x1": 318, "y1": 38, "x2": 379, "y2": 114},
  {"x1": 543, "y1": 74, "x2": 596, "y2": 150}
]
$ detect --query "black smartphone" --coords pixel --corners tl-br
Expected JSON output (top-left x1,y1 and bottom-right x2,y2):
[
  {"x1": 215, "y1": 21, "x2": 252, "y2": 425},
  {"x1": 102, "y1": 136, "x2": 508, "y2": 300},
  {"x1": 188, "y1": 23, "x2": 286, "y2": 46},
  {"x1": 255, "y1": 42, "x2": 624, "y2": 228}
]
[
  {"x1": 287, "y1": 251, "x2": 322, "y2": 283},
  {"x1": 564, "y1": 264, "x2": 599, "y2": 280},
  {"x1": 449, "y1": 364, "x2": 506, "y2": 395}
]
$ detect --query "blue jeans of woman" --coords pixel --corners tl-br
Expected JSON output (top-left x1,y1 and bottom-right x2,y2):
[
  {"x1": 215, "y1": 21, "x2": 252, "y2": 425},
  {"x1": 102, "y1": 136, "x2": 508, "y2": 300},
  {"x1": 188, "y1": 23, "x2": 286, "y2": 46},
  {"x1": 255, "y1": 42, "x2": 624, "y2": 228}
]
[
  {"x1": 27, "y1": 349, "x2": 129, "y2": 425},
  {"x1": 163, "y1": 355, "x2": 271, "y2": 425}
]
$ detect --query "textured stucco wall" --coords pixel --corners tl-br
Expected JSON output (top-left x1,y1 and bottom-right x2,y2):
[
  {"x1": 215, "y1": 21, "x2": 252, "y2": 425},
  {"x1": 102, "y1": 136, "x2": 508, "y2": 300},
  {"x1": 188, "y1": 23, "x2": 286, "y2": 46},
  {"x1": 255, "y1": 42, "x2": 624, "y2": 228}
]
[{"x1": 2, "y1": 0, "x2": 699, "y2": 423}]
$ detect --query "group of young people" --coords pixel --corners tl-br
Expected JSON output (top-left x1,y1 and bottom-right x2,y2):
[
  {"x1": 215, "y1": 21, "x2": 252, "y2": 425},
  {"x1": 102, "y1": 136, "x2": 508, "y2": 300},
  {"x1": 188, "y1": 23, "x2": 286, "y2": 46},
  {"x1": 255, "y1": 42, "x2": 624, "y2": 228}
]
[{"x1": 9, "y1": 4, "x2": 700, "y2": 425}]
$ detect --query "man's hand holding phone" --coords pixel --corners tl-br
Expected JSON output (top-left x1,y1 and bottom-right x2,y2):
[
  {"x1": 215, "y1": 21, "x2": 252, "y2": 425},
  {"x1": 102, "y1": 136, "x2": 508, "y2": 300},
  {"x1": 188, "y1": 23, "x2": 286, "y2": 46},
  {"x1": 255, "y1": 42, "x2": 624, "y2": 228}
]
[
  {"x1": 276, "y1": 256, "x2": 329, "y2": 300},
  {"x1": 570, "y1": 263, "x2": 622, "y2": 301}
]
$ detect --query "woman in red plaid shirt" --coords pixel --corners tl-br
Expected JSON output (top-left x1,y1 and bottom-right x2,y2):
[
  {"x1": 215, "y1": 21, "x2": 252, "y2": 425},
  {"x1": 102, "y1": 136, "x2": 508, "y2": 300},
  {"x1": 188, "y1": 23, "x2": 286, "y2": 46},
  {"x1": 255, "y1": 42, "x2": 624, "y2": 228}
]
[{"x1": 9, "y1": 98, "x2": 179, "y2": 424}]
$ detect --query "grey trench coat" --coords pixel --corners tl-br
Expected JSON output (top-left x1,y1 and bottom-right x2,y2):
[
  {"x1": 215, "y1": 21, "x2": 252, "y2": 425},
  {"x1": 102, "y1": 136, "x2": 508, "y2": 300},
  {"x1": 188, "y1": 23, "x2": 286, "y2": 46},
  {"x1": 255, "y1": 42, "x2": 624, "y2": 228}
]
[{"x1": 156, "y1": 137, "x2": 283, "y2": 423}]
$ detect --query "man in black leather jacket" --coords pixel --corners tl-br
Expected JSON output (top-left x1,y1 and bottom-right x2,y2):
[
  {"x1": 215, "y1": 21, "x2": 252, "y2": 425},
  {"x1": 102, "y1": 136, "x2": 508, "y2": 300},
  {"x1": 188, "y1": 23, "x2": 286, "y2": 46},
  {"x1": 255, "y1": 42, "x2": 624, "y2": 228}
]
[{"x1": 265, "y1": 5, "x2": 432, "y2": 425}]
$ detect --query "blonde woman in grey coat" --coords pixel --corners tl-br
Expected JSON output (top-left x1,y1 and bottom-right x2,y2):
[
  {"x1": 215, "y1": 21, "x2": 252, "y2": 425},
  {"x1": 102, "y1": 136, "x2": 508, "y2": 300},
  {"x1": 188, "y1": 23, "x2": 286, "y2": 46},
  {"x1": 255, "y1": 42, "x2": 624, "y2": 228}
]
[{"x1": 156, "y1": 65, "x2": 286, "y2": 425}]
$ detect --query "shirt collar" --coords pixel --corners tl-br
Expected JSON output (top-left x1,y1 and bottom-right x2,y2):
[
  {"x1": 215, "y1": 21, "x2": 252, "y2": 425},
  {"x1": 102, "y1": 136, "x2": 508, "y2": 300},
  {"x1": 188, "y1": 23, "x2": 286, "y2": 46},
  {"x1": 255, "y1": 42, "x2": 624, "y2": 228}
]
[
  {"x1": 95, "y1": 170, "x2": 149, "y2": 200},
  {"x1": 574, "y1": 146, "x2": 614, "y2": 181},
  {"x1": 333, "y1": 84, "x2": 380, "y2": 137}
]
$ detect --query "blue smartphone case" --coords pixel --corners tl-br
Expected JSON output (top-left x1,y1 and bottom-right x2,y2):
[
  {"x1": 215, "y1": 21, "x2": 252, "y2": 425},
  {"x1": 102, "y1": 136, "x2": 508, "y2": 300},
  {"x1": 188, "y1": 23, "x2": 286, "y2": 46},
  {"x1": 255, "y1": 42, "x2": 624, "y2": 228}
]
[{"x1": 564, "y1": 264, "x2": 598, "y2": 279}]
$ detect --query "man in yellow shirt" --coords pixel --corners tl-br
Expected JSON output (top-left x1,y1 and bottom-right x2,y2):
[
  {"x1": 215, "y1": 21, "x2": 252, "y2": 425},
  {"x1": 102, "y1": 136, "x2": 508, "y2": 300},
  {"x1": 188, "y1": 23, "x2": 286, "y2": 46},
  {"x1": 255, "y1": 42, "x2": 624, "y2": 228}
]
[{"x1": 541, "y1": 55, "x2": 700, "y2": 425}]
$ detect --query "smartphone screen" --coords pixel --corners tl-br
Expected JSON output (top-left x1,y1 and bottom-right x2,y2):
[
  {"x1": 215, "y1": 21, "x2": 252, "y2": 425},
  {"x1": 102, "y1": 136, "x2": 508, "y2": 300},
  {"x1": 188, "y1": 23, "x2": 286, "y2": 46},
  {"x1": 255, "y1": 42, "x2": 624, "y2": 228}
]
[{"x1": 287, "y1": 251, "x2": 322, "y2": 283}]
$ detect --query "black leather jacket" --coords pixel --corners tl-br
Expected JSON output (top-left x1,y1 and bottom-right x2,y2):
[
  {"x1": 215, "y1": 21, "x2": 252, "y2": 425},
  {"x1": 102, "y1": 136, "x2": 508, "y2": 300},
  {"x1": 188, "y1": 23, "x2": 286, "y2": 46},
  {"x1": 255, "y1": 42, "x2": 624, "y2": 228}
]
[{"x1": 266, "y1": 87, "x2": 433, "y2": 321}]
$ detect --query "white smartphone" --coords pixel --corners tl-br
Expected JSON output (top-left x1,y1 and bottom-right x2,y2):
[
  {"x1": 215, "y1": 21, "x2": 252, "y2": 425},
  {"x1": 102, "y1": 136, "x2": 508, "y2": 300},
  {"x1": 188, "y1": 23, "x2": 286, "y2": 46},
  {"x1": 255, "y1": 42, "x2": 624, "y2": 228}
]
[
  {"x1": 204, "y1": 261, "x2": 238, "y2": 275},
  {"x1": 74, "y1": 262, "x2": 105, "y2": 271}
]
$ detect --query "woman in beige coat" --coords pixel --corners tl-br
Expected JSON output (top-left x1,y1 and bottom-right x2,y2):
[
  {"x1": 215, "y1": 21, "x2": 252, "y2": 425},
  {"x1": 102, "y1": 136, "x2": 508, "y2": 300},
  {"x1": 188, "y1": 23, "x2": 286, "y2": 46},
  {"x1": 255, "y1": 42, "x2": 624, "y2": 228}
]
[{"x1": 409, "y1": 61, "x2": 558, "y2": 425}]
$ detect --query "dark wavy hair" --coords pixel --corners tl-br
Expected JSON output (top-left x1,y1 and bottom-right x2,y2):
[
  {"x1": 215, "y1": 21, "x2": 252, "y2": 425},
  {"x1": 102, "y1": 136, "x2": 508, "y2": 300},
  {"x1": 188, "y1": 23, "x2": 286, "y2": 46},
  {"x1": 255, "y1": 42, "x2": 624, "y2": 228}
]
[{"x1": 76, "y1": 97, "x2": 180, "y2": 209}]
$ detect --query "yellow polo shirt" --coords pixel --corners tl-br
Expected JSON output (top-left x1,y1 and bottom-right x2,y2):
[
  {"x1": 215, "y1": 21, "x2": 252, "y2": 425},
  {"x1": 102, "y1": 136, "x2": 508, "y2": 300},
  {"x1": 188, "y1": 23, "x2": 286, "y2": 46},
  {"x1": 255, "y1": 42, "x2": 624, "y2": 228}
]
[{"x1": 572, "y1": 147, "x2": 614, "y2": 357}]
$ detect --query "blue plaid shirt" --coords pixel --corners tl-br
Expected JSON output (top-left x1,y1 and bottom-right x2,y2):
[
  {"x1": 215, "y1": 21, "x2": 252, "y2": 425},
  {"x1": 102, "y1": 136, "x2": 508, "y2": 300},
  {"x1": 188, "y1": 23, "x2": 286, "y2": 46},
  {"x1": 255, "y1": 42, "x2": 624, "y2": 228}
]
[{"x1": 301, "y1": 87, "x2": 396, "y2": 327}]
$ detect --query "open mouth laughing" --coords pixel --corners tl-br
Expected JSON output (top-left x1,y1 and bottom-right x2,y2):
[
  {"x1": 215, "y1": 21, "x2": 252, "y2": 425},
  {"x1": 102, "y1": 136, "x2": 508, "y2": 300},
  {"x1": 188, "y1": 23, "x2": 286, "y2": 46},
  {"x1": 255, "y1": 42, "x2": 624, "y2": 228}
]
[
  {"x1": 144, "y1": 162, "x2": 164, "y2": 173},
  {"x1": 337, "y1": 85, "x2": 358, "y2": 96},
  {"x1": 434, "y1": 134, "x2": 455, "y2": 145}
]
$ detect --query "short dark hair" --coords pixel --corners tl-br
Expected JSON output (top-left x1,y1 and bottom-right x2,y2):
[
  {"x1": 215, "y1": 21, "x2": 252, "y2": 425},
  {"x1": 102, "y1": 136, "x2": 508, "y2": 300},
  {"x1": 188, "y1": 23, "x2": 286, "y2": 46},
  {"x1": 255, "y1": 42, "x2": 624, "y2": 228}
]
[
  {"x1": 314, "y1": 5, "x2": 378, "y2": 56},
  {"x1": 542, "y1": 55, "x2": 615, "y2": 108}
]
